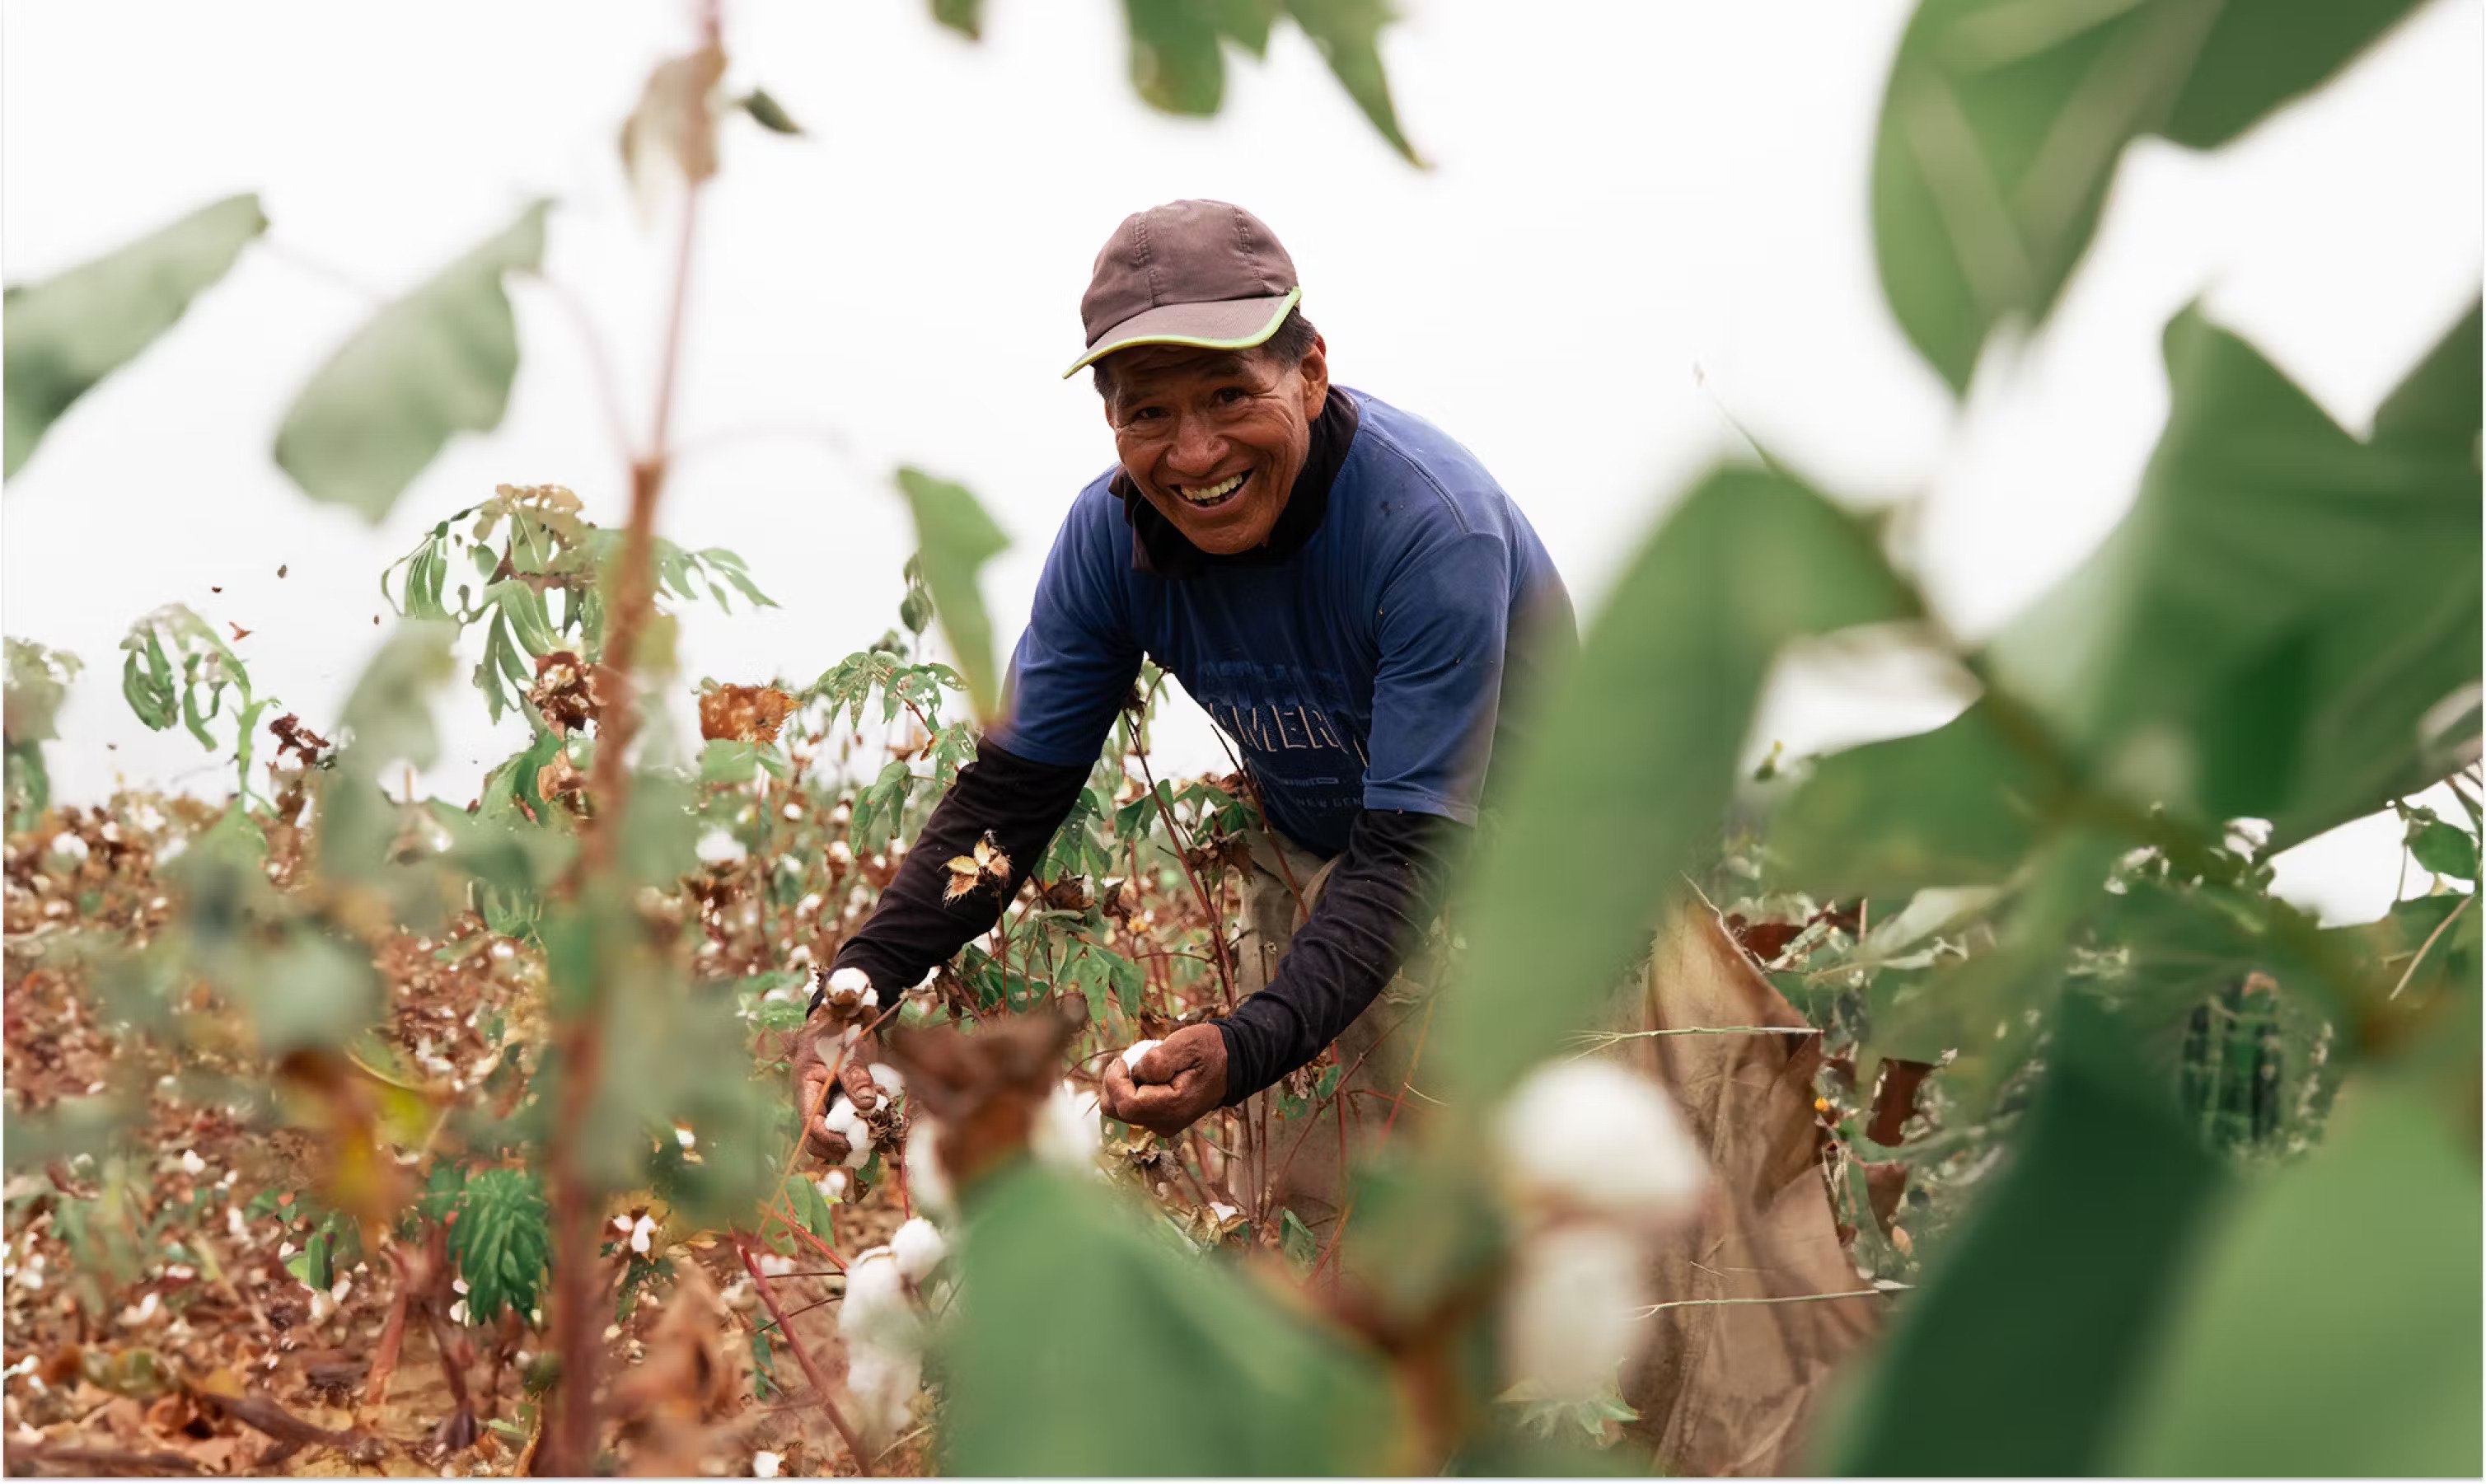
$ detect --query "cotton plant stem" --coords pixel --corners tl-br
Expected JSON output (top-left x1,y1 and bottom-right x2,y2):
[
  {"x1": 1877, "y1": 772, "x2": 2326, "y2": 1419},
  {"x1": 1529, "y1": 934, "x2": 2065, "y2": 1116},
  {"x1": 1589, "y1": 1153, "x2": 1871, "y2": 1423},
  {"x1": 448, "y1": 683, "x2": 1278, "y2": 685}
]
[
  {"x1": 538, "y1": 4, "x2": 719, "y2": 1472},
  {"x1": 738, "y1": 1238, "x2": 869, "y2": 1466}
]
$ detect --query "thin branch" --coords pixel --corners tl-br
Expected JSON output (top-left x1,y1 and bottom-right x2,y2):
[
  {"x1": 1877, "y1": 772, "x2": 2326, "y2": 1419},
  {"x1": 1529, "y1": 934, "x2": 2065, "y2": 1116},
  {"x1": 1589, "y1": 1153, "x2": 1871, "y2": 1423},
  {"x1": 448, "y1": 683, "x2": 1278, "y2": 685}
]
[
  {"x1": 1627, "y1": 1285, "x2": 1906, "y2": 1319},
  {"x1": 2389, "y1": 893, "x2": 2470, "y2": 1000}
]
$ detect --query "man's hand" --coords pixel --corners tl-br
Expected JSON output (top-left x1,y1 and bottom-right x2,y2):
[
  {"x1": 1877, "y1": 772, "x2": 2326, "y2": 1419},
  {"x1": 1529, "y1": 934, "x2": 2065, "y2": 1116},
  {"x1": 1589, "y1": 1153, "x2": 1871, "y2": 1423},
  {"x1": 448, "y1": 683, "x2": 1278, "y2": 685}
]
[
  {"x1": 793, "y1": 1016, "x2": 885, "y2": 1166},
  {"x1": 1100, "y1": 1023, "x2": 1228, "y2": 1137}
]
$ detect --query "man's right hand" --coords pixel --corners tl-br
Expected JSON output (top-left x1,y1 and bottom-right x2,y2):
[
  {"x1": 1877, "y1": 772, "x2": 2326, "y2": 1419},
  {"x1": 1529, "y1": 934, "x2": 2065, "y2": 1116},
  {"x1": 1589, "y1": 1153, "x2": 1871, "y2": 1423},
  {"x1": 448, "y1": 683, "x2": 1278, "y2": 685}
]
[{"x1": 794, "y1": 1014, "x2": 885, "y2": 1165}]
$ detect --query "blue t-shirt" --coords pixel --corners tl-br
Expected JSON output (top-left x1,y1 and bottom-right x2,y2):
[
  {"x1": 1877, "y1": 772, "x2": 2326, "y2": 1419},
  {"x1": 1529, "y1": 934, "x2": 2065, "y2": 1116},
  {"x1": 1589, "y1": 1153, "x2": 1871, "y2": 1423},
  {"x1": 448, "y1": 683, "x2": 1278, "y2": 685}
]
[{"x1": 990, "y1": 388, "x2": 1575, "y2": 856}]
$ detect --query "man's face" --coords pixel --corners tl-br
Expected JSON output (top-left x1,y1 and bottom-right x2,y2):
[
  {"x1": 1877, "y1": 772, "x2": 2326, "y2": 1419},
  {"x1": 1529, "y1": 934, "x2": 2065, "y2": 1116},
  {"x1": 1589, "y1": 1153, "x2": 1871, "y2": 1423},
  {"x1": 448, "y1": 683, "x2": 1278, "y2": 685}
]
[{"x1": 1100, "y1": 337, "x2": 1329, "y2": 555}]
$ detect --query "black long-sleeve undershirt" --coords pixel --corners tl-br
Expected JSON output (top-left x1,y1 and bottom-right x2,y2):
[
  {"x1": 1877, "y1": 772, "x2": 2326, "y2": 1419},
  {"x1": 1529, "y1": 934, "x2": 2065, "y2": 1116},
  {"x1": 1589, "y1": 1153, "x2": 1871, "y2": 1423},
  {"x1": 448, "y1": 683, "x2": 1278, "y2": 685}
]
[
  {"x1": 822, "y1": 740, "x2": 1462, "y2": 1106},
  {"x1": 826, "y1": 742, "x2": 1090, "y2": 1005}
]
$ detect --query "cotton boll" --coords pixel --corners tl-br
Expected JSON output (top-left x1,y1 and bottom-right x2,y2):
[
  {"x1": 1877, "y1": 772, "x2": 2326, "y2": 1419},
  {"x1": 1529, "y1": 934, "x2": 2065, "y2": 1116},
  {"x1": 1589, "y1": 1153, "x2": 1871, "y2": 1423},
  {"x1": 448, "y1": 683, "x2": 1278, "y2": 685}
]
[
  {"x1": 752, "y1": 1449, "x2": 782, "y2": 1478},
  {"x1": 906, "y1": 1117, "x2": 956, "y2": 1219},
  {"x1": 822, "y1": 1098, "x2": 863, "y2": 1138},
  {"x1": 1496, "y1": 1060, "x2": 1707, "y2": 1227},
  {"x1": 1119, "y1": 1039, "x2": 1163, "y2": 1073},
  {"x1": 867, "y1": 1063, "x2": 906, "y2": 1098},
  {"x1": 890, "y1": 1217, "x2": 948, "y2": 1282},
  {"x1": 845, "y1": 1341, "x2": 923, "y2": 1444},
  {"x1": 1032, "y1": 1081, "x2": 1103, "y2": 1172},
  {"x1": 815, "y1": 1169, "x2": 850, "y2": 1205},
  {"x1": 1501, "y1": 1223, "x2": 1650, "y2": 1404},
  {"x1": 838, "y1": 1248, "x2": 923, "y2": 1356},
  {"x1": 695, "y1": 829, "x2": 746, "y2": 865},
  {"x1": 822, "y1": 966, "x2": 872, "y2": 1014}
]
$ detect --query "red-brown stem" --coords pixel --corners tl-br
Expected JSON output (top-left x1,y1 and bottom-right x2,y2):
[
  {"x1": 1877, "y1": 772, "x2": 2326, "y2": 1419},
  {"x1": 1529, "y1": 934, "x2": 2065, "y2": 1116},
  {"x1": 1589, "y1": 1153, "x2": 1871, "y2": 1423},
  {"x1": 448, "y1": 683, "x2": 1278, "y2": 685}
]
[
  {"x1": 1309, "y1": 1000, "x2": 1435, "y2": 1286},
  {"x1": 538, "y1": 4, "x2": 720, "y2": 1472},
  {"x1": 737, "y1": 1238, "x2": 868, "y2": 1465},
  {"x1": 1132, "y1": 736, "x2": 1235, "y2": 1009}
]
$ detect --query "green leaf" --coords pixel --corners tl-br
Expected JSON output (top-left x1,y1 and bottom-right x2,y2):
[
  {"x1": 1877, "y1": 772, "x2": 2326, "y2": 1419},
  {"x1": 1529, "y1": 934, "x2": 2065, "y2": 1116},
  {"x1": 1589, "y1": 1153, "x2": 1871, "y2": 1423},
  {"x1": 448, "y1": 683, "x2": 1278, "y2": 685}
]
[
  {"x1": 1823, "y1": 999, "x2": 2228, "y2": 1474},
  {"x1": 928, "y1": 0, "x2": 985, "y2": 39},
  {"x1": 942, "y1": 1165, "x2": 1402, "y2": 1474},
  {"x1": 449, "y1": 1168, "x2": 550, "y2": 1322},
  {"x1": 2405, "y1": 812, "x2": 2479, "y2": 882},
  {"x1": 340, "y1": 620, "x2": 458, "y2": 770},
  {"x1": 273, "y1": 201, "x2": 549, "y2": 522},
  {"x1": 247, "y1": 929, "x2": 385, "y2": 1057},
  {"x1": 2114, "y1": 1081, "x2": 2482, "y2": 1475},
  {"x1": 1986, "y1": 306, "x2": 2481, "y2": 845},
  {"x1": 1872, "y1": 0, "x2": 2425, "y2": 391},
  {"x1": 896, "y1": 468, "x2": 1011, "y2": 724},
  {"x1": 1121, "y1": 0, "x2": 1231, "y2": 115},
  {"x1": 737, "y1": 87, "x2": 804, "y2": 135},
  {"x1": 1770, "y1": 699, "x2": 2050, "y2": 899},
  {"x1": 698, "y1": 739, "x2": 760, "y2": 787},
  {"x1": 1282, "y1": 0, "x2": 1421, "y2": 165},
  {"x1": 1440, "y1": 466, "x2": 1918, "y2": 1098},
  {"x1": 3, "y1": 194, "x2": 267, "y2": 479},
  {"x1": 484, "y1": 580, "x2": 559, "y2": 658}
]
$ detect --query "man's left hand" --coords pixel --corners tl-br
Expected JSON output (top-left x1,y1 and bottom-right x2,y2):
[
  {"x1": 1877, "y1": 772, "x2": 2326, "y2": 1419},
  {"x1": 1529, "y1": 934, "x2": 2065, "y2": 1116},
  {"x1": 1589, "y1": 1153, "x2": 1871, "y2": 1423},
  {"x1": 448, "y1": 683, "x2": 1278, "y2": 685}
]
[{"x1": 1101, "y1": 1023, "x2": 1228, "y2": 1136}]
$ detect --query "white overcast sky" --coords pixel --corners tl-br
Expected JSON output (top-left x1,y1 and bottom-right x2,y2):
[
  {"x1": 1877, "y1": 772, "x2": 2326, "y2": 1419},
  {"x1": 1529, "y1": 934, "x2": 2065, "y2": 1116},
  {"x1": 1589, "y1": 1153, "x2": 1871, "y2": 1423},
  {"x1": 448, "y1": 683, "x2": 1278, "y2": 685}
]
[{"x1": 2, "y1": 0, "x2": 2478, "y2": 923}]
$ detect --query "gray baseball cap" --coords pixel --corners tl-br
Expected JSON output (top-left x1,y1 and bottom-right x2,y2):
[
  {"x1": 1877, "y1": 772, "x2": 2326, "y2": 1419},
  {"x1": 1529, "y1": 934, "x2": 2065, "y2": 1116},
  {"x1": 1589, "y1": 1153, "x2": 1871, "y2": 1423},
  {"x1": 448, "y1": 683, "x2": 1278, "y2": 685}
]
[{"x1": 1063, "y1": 199, "x2": 1302, "y2": 379}]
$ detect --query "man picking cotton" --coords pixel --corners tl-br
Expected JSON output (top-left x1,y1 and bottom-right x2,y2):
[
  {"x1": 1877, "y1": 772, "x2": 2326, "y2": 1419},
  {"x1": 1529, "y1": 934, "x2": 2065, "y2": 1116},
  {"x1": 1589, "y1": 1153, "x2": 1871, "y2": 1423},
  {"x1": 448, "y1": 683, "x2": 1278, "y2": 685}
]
[{"x1": 793, "y1": 199, "x2": 1572, "y2": 1234}]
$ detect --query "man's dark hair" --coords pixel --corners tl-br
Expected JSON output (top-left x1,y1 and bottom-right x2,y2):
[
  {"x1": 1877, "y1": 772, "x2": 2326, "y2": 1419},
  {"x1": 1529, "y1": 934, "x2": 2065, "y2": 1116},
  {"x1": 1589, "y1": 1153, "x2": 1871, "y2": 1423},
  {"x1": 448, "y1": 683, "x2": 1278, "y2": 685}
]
[{"x1": 1092, "y1": 307, "x2": 1319, "y2": 397}]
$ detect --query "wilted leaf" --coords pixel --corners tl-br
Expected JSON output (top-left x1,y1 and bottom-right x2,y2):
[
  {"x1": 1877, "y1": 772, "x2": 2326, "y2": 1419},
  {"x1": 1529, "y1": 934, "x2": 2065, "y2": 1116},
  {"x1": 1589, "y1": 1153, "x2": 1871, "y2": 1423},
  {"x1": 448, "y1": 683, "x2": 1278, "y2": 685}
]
[
  {"x1": 3, "y1": 638, "x2": 81, "y2": 747},
  {"x1": 1874, "y1": 0, "x2": 2426, "y2": 391},
  {"x1": 897, "y1": 467, "x2": 1011, "y2": 724},
  {"x1": 273, "y1": 202, "x2": 550, "y2": 522},
  {"x1": 620, "y1": 45, "x2": 728, "y2": 220},
  {"x1": 3, "y1": 193, "x2": 266, "y2": 479},
  {"x1": 1441, "y1": 466, "x2": 1919, "y2": 1098}
]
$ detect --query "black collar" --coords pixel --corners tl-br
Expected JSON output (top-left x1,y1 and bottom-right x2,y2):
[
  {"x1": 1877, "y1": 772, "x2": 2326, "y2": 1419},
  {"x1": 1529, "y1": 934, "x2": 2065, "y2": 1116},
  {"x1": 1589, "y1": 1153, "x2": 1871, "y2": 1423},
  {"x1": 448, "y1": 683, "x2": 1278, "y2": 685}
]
[{"x1": 1113, "y1": 391, "x2": 1362, "y2": 578}]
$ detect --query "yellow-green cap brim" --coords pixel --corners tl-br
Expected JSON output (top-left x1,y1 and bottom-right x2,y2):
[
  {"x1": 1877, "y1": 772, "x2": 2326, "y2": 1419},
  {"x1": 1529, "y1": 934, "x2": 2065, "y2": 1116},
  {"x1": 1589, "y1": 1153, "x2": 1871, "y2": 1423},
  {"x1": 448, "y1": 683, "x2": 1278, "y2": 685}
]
[{"x1": 1061, "y1": 288, "x2": 1302, "y2": 379}]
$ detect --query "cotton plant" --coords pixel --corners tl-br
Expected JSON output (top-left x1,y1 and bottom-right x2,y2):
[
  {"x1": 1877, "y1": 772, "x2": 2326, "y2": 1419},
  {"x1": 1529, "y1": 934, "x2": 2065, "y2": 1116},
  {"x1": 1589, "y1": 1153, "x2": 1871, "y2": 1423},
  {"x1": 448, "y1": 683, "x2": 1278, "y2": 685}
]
[{"x1": 1489, "y1": 1058, "x2": 1709, "y2": 1435}]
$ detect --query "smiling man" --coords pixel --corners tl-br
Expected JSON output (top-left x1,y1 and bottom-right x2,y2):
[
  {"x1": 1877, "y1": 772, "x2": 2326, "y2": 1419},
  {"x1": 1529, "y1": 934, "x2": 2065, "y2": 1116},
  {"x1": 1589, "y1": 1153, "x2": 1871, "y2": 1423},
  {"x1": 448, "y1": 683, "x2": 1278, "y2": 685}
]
[{"x1": 795, "y1": 200, "x2": 1573, "y2": 1224}]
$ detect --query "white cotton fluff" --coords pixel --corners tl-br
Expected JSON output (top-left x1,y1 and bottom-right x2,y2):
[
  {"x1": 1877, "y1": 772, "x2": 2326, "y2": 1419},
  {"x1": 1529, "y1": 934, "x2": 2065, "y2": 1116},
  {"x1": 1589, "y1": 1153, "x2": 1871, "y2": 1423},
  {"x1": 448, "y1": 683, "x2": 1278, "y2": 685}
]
[
  {"x1": 890, "y1": 1217, "x2": 948, "y2": 1282},
  {"x1": 906, "y1": 1117, "x2": 957, "y2": 1219},
  {"x1": 1119, "y1": 1039, "x2": 1163, "y2": 1073},
  {"x1": 827, "y1": 839, "x2": 855, "y2": 868},
  {"x1": 822, "y1": 966, "x2": 872, "y2": 1014},
  {"x1": 845, "y1": 1341, "x2": 922, "y2": 1444},
  {"x1": 838, "y1": 1247, "x2": 923, "y2": 1357},
  {"x1": 1032, "y1": 1081, "x2": 1103, "y2": 1172},
  {"x1": 694, "y1": 828, "x2": 746, "y2": 865},
  {"x1": 868, "y1": 1063, "x2": 906, "y2": 1098},
  {"x1": 1501, "y1": 1222, "x2": 1650, "y2": 1404},
  {"x1": 752, "y1": 1449, "x2": 782, "y2": 1478},
  {"x1": 822, "y1": 1096, "x2": 880, "y2": 1168},
  {"x1": 815, "y1": 1169, "x2": 850, "y2": 1205},
  {"x1": 1496, "y1": 1060, "x2": 1706, "y2": 1226}
]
